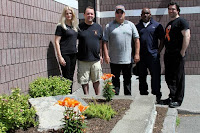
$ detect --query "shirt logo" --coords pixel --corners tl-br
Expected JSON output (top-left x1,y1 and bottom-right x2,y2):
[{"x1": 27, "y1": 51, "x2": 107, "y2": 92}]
[
  {"x1": 165, "y1": 25, "x2": 171, "y2": 41},
  {"x1": 152, "y1": 26, "x2": 155, "y2": 28},
  {"x1": 93, "y1": 30, "x2": 98, "y2": 35}
]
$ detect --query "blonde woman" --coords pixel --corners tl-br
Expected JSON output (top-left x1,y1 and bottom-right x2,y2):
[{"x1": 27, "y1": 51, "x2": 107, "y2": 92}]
[{"x1": 55, "y1": 6, "x2": 78, "y2": 94}]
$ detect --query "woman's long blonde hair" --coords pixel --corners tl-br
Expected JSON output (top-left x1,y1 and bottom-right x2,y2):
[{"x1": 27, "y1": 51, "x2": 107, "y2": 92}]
[{"x1": 58, "y1": 6, "x2": 78, "y2": 32}]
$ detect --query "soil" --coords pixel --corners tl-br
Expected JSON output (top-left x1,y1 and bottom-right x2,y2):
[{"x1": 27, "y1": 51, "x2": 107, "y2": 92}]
[
  {"x1": 153, "y1": 107, "x2": 168, "y2": 133},
  {"x1": 14, "y1": 99, "x2": 168, "y2": 133},
  {"x1": 83, "y1": 99, "x2": 133, "y2": 133}
]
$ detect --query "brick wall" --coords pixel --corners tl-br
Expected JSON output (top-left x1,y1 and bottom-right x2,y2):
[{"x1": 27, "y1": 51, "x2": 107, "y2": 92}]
[
  {"x1": 98, "y1": 0, "x2": 200, "y2": 75},
  {"x1": 0, "y1": 0, "x2": 79, "y2": 94},
  {"x1": 1, "y1": 0, "x2": 199, "y2": 95}
]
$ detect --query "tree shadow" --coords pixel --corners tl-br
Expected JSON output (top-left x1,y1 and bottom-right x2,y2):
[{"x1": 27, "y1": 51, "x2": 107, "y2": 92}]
[
  {"x1": 154, "y1": 0, "x2": 171, "y2": 22},
  {"x1": 47, "y1": 41, "x2": 61, "y2": 77}
]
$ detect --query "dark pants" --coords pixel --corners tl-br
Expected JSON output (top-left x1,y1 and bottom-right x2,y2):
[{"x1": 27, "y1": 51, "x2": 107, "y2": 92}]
[
  {"x1": 60, "y1": 53, "x2": 77, "y2": 93},
  {"x1": 164, "y1": 53, "x2": 185, "y2": 104},
  {"x1": 110, "y1": 63, "x2": 132, "y2": 95},
  {"x1": 138, "y1": 54, "x2": 162, "y2": 98}
]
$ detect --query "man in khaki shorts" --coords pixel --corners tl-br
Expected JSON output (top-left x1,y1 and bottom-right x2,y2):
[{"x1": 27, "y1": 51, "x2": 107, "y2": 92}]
[{"x1": 77, "y1": 6, "x2": 103, "y2": 95}]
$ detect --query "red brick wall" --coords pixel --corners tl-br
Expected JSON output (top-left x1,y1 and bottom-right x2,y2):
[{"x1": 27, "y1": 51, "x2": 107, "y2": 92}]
[
  {"x1": 99, "y1": 0, "x2": 200, "y2": 75},
  {"x1": 0, "y1": 0, "x2": 79, "y2": 94}
]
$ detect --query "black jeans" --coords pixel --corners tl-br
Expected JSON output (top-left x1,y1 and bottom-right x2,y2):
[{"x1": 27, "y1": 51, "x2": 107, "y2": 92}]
[
  {"x1": 60, "y1": 53, "x2": 77, "y2": 93},
  {"x1": 164, "y1": 52, "x2": 185, "y2": 104},
  {"x1": 138, "y1": 54, "x2": 162, "y2": 98},
  {"x1": 110, "y1": 63, "x2": 132, "y2": 95}
]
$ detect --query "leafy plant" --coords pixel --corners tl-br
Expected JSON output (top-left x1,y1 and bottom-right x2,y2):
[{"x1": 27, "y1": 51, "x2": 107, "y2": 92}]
[
  {"x1": 101, "y1": 73, "x2": 115, "y2": 101},
  {"x1": 56, "y1": 97, "x2": 89, "y2": 133},
  {"x1": 176, "y1": 116, "x2": 180, "y2": 126},
  {"x1": 0, "y1": 122, "x2": 7, "y2": 133},
  {"x1": 29, "y1": 76, "x2": 71, "y2": 98},
  {"x1": 0, "y1": 88, "x2": 38, "y2": 132},
  {"x1": 84, "y1": 101, "x2": 117, "y2": 120}
]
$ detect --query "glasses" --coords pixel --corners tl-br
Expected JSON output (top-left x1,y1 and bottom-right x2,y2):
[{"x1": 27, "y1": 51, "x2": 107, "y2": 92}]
[{"x1": 116, "y1": 10, "x2": 124, "y2": 14}]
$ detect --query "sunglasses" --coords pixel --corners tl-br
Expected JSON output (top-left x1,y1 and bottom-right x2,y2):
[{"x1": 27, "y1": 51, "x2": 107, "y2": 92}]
[{"x1": 116, "y1": 10, "x2": 124, "y2": 14}]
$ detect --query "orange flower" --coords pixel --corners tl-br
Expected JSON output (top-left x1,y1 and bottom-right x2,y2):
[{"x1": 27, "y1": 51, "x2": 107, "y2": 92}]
[
  {"x1": 63, "y1": 97, "x2": 71, "y2": 103},
  {"x1": 56, "y1": 97, "x2": 80, "y2": 107},
  {"x1": 106, "y1": 74, "x2": 114, "y2": 78},
  {"x1": 65, "y1": 116, "x2": 70, "y2": 119},
  {"x1": 55, "y1": 100, "x2": 65, "y2": 106},
  {"x1": 101, "y1": 73, "x2": 114, "y2": 80},
  {"x1": 78, "y1": 104, "x2": 89, "y2": 112},
  {"x1": 80, "y1": 115, "x2": 85, "y2": 120},
  {"x1": 67, "y1": 99, "x2": 80, "y2": 108},
  {"x1": 101, "y1": 74, "x2": 108, "y2": 80},
  {"x1": 107, "y1": 82, "x2": 112, "y2": 85}
]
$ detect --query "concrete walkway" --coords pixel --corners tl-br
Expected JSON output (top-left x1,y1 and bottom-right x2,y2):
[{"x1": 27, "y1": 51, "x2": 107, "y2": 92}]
[{"x1": 73, "y1": 75, "x2": 200, "y2": 133}]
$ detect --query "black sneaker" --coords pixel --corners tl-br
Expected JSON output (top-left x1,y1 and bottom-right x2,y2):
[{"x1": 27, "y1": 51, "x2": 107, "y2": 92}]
[{"x1": 169, "y1": 101, "x2": 181, "y2": 108}]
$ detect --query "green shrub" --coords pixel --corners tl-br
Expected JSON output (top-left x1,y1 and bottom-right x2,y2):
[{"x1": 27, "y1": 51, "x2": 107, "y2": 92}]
[
  {"x1": 0, "y1": 88, "x2": 38, "y2": 132},
  {"x1": 29, "y1": 76, "x2": 71, "y2": 98},
  {"x1": 0, "y1": 122, "x2": 7, "y2": 133},
  {"x1": 84, "y1": 102, "x2": 117, "y2": 121}
]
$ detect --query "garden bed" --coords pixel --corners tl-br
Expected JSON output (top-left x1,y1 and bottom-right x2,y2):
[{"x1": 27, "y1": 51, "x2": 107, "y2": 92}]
[
  {"x1": 14, "y1": 99, "x2": 132, "y2": 133},
  {"x1": 14, "y1": 99, "x2": 168, "y2": 133}
]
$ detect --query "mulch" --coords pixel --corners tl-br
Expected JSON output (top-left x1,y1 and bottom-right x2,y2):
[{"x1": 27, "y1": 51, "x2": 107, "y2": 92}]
[{"x1": 153, "y1": 107, "x2": 168, "y2": 133}]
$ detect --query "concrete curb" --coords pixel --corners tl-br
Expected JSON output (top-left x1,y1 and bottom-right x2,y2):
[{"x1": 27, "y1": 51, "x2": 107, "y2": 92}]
[
  {"x1": 177, "y1": 109, "x2": 200, "y2": 114},
  {"x1": 111, "y1": 95, "x2": 156, "y2": 133},
  {"x1": 145, "y1": 105, "x2": 157, "y2": 133},
  {"x1": 162, "y1": 107, "x2": 200, "y2": 133},
  {"x1": 162, "y1": 108, "x2": 178, "y2": 133}
]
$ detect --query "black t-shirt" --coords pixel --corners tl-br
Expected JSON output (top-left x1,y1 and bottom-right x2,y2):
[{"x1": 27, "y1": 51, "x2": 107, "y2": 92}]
[
  {"x1": 164, "y1": 17, "x2": 189, "y2": 53},
  {"x1": 55, "y1": 25, "x2": 78, "y2": 55},
  {"x1": 77, "y1": 22, "x2": 103, "y2": 61}
]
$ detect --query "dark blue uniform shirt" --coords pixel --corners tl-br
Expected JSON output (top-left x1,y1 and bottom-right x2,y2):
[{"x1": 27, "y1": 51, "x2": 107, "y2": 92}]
[{"x1": 136, "y1": 18, "x2": 164, "y2": 57}]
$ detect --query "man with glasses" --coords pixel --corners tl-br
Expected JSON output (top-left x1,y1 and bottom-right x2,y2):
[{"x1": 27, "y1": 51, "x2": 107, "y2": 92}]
[
  {"x1": 136, "y1": 8, "x2": 165, "y2": 104},
  {"x1": 103, "y1": 5, "x2": 140, "y2": 95}
]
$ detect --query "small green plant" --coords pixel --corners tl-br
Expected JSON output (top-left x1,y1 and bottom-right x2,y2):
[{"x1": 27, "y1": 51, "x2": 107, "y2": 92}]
[
  {"x1": 29, "y1": 76, "x2": 71, "y2": 98},
  {"x1": 101, "y1": 73, "x2": 115, "y2": 101},
  {"x1": 84, "y1": 101, "x2": 117, "y2": 120},
  {"x1": 56, "y1": 97, "x2": 89, "y2": 133},
  {"x1": 0, "y1": 88, "x2": 38, "y2": 132},
  {"x1": 0, "y1": 122, "x2": 7, "y2": 133},
  {"x1": 176, "y1": 116, "x2": 180, "y2": 126}
]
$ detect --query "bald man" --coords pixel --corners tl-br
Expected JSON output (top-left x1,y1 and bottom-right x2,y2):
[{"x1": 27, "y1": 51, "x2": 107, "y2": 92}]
[{"x1": 136, "y1": 8, "x2": 165, "y2": 104}]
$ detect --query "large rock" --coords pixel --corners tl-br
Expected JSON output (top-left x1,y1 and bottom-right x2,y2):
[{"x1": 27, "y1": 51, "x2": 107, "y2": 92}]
[{"x1": 29, "y1": 95, "x2": 87, "y2": 132}]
